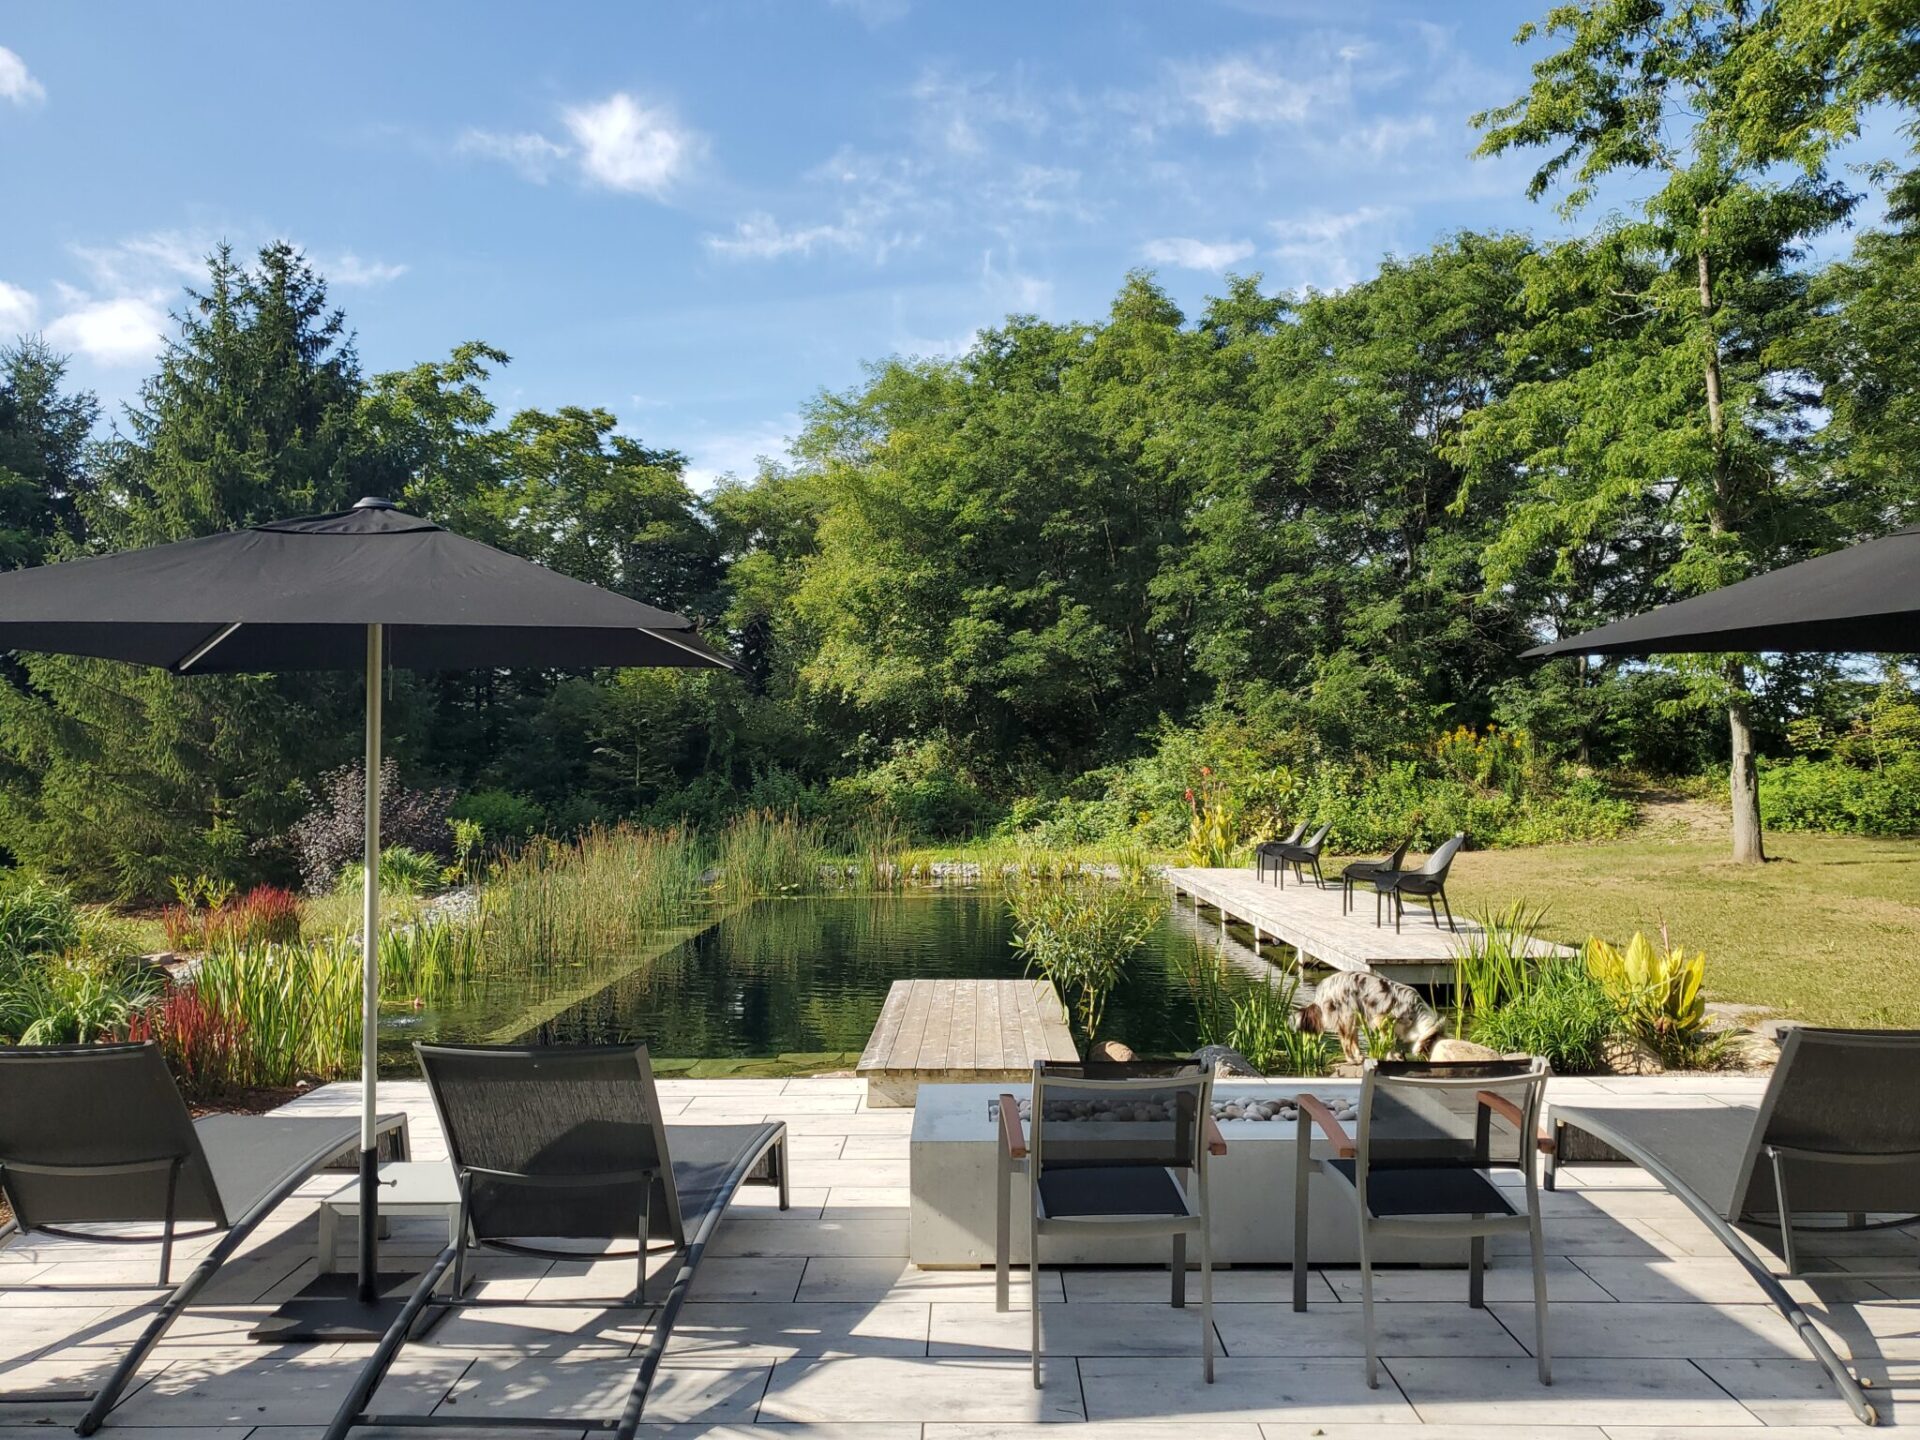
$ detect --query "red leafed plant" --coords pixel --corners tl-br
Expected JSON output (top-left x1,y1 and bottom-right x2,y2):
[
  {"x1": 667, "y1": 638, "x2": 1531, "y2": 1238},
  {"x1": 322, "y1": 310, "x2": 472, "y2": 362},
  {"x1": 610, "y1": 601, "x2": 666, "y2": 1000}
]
[
  {"x1": 126, "y1": 987, "x2": 248, "y2": 1097},
  {"x1": 162, "y1": 885, "x2": 303, "y2": 953}
]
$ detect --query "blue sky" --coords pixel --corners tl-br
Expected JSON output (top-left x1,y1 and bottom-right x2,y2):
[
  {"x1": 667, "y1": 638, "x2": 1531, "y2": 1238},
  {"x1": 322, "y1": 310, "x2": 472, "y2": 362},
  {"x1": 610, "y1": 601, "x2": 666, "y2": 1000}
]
[{"x1": 0, "y1": 1, "x2": 1879, "y2": 489}]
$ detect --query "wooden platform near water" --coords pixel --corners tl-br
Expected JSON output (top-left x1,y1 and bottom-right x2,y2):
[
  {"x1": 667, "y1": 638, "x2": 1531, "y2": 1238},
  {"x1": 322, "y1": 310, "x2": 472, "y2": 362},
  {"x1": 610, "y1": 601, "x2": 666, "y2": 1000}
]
[
  {"x1": 1167, "y1": 865, "x2": 1570, "y2": 986},
  {"x1": 857, "y1": 977, "x2": 1079, "y2": 1107}
]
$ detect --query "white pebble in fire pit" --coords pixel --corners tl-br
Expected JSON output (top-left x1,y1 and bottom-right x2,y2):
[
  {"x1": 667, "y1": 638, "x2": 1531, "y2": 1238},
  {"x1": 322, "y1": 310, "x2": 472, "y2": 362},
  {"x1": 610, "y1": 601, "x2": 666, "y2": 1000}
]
[{"x1": 988, "y1": 1095, "x2": 1357, "y2": 1126}]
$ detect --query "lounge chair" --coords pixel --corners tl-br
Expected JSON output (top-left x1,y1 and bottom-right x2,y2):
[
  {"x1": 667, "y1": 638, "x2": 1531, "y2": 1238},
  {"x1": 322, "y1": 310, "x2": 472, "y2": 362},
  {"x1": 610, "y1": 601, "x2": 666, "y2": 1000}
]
[
  {"x1": 1255, "y1": 822, "x2": 1308, "y2": 884},
  {"x1": 1266, "y1": 821, "x2": 1332, "y2": 889},
  {"x1": 1339, "y1": 838, "x2": 1410, "y2": 916},
  {"x1": 1551, "y1": 1026, "x2": 1920, "y2": 1427},
  {"x1": 997, "y1": 1061, "x2": 1226, "y2": 1385},
  {"x1": 1374, "y1": 832, "x2": 1465, "y2": 931},
  {"x1": 321, "y1": 1041, "x2": 789, "y2": 1440},
  {"x1": 0, "y1": 1041, "x2": 410, "y2": 1436},
  {"x1": 1294, "y1": 1057, "x2": 1553, "y2": 1388}
]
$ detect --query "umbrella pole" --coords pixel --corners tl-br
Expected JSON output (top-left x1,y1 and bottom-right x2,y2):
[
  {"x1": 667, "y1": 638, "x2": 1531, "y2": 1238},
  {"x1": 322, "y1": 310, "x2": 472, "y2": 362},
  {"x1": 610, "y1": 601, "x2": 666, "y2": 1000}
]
[{"x1": 358, "y1": 623, "x2": 383, "y2": 1303}]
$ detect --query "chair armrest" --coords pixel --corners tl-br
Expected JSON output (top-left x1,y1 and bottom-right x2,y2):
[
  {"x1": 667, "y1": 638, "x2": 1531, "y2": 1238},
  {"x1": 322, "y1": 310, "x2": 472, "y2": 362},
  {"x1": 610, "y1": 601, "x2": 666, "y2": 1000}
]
[
  {"x1": 1295, "y1": 1094, "x2": 1355, "y2": 1158},
  {"x1": 1205, "y1": 1115, "x2": 1228, "y2": 1156},
  {"x1": 1476, "y1": 1089, "x2": 1555, "y2": 1155},
  {"x1": 998, "y1": 1094, "x2": 1027, "y2": 1160}
]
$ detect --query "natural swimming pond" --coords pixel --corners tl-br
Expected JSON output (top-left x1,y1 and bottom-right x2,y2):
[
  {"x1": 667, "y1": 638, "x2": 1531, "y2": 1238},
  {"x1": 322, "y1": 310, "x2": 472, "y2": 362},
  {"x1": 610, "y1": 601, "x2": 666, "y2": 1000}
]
[{"x1": 382, "y1": 892, "x2": 1267, "y2": 1073}]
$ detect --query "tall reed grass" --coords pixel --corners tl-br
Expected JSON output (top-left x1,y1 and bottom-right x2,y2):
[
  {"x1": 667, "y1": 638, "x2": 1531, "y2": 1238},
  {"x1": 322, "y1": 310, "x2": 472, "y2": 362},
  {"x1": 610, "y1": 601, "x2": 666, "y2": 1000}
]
[
  {"x1": 715, "y1": 810, "x2": 832, "y2": 897},
  {"x1": 1452, "y1": 901, "x2": 1552, "y2": 1020},
  {"x1": 485, "y1": 823, "x2": 705, "y2": 967},
  {"x1": 189, "y1": 940, "x2": 361, "y2": 1087}
]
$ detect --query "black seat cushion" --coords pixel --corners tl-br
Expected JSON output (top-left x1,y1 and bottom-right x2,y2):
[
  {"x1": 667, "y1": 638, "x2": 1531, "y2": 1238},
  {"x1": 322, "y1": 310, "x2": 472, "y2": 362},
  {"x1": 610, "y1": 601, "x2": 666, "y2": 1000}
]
[
  {"x1": 1039, "y1": 1165, "x2": 1190, "y2": 1218},
  {"x1": 1326, "y1": 1161, "x2": 1517, "y2": 1218}
]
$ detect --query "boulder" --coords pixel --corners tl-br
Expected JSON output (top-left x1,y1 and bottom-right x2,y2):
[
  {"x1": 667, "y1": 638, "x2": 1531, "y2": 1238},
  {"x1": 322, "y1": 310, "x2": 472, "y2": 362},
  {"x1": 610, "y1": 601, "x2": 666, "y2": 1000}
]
[
  {"x1": 1090, "y1": 1039, "x2": 1136, "y2": 1063},
  {"x1": 1427, "y1": 1037, "x2": 1504, "y2": 1063},
  {"x1": 1191, "y1": 1044, "x2": 1261, "y2": 1078},
  {"x1": 1599, "y1": 1037, "x2": 1664, "y2": 1075}
]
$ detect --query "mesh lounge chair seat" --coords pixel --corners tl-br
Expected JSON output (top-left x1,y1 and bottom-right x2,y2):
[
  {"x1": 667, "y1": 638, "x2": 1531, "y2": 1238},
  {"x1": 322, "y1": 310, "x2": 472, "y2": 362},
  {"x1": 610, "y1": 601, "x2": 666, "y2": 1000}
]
[
  {"x1": 0, "y1": 1042, "x2": 409, "y2": 1436},
  {"x1": 322, "y1": 1042, "x2": 788, "y2": 1440},
  {"x1": 1551, "y1": 1027, "x2": 1920, "y2": 1427}
]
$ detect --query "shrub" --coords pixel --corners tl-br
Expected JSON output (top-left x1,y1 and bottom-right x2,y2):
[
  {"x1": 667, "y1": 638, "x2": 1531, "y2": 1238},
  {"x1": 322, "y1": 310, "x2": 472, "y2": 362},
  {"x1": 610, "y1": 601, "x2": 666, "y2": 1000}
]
[
  {"x1": 282, "y1": 760, "x2": 455, "y2": 892},
  {"x1": 450, "y1": 789, "x2": 547, "y2": 844},
  {"x1": 167, "y1": 884, "x2": 304, "y2": 951},
  {"x1": 826, "y1": 738, "x2": 994, "y2": 837},
  {"x1": 1471, "y1": 961, "x2": 1621, "y2": 1073},
  {"x1": 336, "y1": 845, "x2": 443, "y2": 897},
  {"x1": 127, "y1": 986, "x2": 250, "y2": 1097},
  {"x1": 1759, "y1": 755, "x2": 1920, "y2": 837},
  {"x1": 0, "y1": 877, "x2": 83, "y2": 965},
  {"x1": 1584, "y1": 930, "x2": 1712, "y2": 1068},
  {"x1": 1006, "y1": 873, "x2": 1167, "y2": 1041}
]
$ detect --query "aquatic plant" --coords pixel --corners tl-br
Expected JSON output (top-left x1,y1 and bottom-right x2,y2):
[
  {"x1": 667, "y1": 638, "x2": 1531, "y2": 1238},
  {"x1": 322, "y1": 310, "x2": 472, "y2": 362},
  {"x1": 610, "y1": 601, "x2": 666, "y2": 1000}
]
[
  {"x1": 1472, "y1": 959, "x2": 1620, "y2": 1073},
  {"x1": 1007, "y1": 872, "x2": 1167, "y2": 1041},
  {"x1": 190, "y1": 939, "x2": 362, "y2": 1087},
  {"x1": 1452, "y1": 901, "x2": 1553, "y2": 1019},
  {"x1": 484, "y1": 823, "x2": 704, "y2": 967},
  {"x1": 716, "y1": 810, "x2": 833, "y2": 897}
]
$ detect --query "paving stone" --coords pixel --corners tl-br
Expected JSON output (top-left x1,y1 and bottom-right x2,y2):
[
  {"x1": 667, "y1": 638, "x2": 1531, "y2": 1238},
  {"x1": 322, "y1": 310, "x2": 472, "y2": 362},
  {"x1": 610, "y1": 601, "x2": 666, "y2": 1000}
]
[
  {"x1": 424, "y1": 1302, "x2": 654, "y2": 1352},
  {"x1": 1690, "y1": 1356, "x2": 1895, "y2": 1427},
  {"x1": 1490, "y1": 1299, "x2": 1807, "y2": 1358},
  {"x1": 107, "y1": 1346, "x2": 470, "y2": 1428},
  {"x1": 665, "y1": 1300, "x2": 930, "y2": 1358},
  {"x1": 712, "y1": 1217, "x2": 910, "y2": 1258},
  {"x1": 929, "y1": 1301, "x2": 1219, "y2": 1358},
  {"x1": 797, "y1": 1257, "x2": 1063, "y2": 1303},
  {"x1": 1061, "y1": 1266, "x2": 1332, "y2": 1303},
  {"x1": 1260, "y1": 1428, "x2": 1603, "y2": 1440},
  {"x1": 1322, "y1": 1257, "x2": 1613, "y2": 1304},
  {"x1": 1078, "y1": 1355, "x2": 1415, "y2": 1425},
  {"x1": 761, "y1": 1355, "x2": 1085, "y2": 1423},
  {"x1": 1386, "y1": 1356, "x2": 1755, "y2": 1428},
  {"x1": 443, "y1": 1355, "x2": 769, "y2": 1425},
  {"x1": 1573, "y1": 1256, "x2": 1884, "y2": 1305},
  {"x1": 930, "y1": 1425, "x2": 1263, "y2": 1440},
  {"x1": 1210, "y1": 1300, "x2": 1526, "y2": 1357}
]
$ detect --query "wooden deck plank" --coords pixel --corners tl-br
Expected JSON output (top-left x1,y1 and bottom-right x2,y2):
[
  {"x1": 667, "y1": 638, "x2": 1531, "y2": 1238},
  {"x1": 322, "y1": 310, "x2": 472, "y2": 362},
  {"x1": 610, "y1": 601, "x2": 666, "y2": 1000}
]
[
  {"x1": 858, "y1": 977, "x2": 1080, "y2": 1106},
  {"x1": 1165, "y1": 866, "x2": 1571, "y2": 974}
]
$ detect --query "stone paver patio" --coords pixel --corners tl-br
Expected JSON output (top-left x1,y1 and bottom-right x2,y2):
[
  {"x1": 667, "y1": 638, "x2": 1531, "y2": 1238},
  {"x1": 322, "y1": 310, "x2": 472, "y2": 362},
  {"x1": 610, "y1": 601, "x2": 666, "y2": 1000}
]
[{"x1": 2, "y1": 1072, "x2": 1916, "y2": 1437}]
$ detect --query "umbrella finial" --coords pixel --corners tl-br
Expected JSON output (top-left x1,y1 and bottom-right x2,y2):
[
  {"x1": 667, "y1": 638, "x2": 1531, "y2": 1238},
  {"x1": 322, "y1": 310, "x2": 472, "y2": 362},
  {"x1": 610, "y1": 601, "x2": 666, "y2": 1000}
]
[{"x1": 352, "y1": 496, "x2": 398, "y2": 511}]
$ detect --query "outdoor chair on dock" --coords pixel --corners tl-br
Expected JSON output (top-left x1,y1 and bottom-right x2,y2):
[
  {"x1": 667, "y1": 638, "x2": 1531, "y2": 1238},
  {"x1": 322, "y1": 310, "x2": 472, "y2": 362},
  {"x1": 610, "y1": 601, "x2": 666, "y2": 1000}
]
[
  {"x1": 1339, "y1": 838, "x2": 1410, "y2": 916},
  {"x1": 1294, "y1": 1057, "x2": 1553, "y2": 1389},
  {"x1": 1551, "y1": 1026, "x2": 1920, "y2": 1427},
  {"x1": 997, "y1": 1061, "x2": 1226, "y2": 1386},
  {"x1": 321, "y1": 1042, "x2": 789, "y2": 1440},
  {"x1": 1266, "y1": 820, "x2": 1331, "y2": 889},
  {"x1": 1374, "y1": 832, "x2": 1465, "y2": 931},
  {"x1": 0, "y1": 1041, "x2": 410, "y2": 1436},
  {"x1": 1255, "y1": 821, "x2": 1307, "y2": 884}
]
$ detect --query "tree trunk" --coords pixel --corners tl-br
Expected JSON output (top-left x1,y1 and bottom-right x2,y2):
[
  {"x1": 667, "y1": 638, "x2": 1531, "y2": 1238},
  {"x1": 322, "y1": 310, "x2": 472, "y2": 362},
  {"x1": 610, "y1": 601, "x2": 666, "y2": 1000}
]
[
  {"x1": 1698, "y1": 231, "x2": 1766, "y2": 862},
  {"x1": 1727, "y1": 680, "x2": 1765, "y2": 864}
]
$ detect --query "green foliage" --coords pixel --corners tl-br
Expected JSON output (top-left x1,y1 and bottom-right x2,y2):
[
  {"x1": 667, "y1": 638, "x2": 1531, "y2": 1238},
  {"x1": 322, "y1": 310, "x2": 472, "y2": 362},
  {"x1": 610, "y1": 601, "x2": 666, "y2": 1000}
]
[
  {"x1": 1452, "y1": 901, "x2": 1554, "y2": 1019},
  {"x1": 190, "y1": 940, "x2": 361, "y2": 1087},
  {"x1": 1471, "y1": 960, "x2": 1621, "y2": 1074},
  {"x1": 0, "y1": 952, "x2": 159, "y2": 1045},
  {"x1": 336, "y1": 845, "x2": 443, "y2": 897},
  {"x1": 1760, "y1": 677, "x2": 1920, "y2": 836},
  {"x1": 1584, "y1": 930, "x2": 1712, "y2": 1067},
  {"x1": 716, "y1": 810, "x2": 832, "y2": 897},
  {"x1": 0, "y1": 876, "x2": 83, "y2": 963},
  {"x1": 482, "y1": 823, "x2": 705, "y2": 969},
  {"x1": 451, "y1": 791, "x2": 546, "y2": 845},
  {"x1": 1007, "y1": 873, "x2": 1168, "y2": 1040}
]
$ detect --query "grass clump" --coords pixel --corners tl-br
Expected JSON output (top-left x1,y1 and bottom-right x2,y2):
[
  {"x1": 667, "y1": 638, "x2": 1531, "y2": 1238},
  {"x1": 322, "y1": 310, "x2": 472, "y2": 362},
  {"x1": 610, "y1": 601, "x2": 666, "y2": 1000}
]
[
  {"x1": 485, "y1": 823, "x2": 704, "y2": 968},
  {"x1": 1008, "y1": 871, "x2": 1167, "y2": 1041},
  {"x1": 716, "y1": 810, "x2": 831, "y2": 897},
  {"x1": 1471, "y1": 960, "x2": 1620, "y2": 1073}
]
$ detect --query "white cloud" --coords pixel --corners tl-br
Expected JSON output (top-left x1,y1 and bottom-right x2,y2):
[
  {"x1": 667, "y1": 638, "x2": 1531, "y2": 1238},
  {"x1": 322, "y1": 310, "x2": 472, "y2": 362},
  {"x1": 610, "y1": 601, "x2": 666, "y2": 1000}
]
[
  {"x1": 457, "y1": 128, "x2": 568, "y2": 183},
  {"x1": 0, "y1": 46, "x2": 45, "y2": 106},
  {"x1": 327, "y1": 253, "x2": 407, "y2": 286},
  {"x1": 1142, "y1": 236, "x2": 1255, "y2": 272},
  {"x1": 71, "y1": 230, "x2": 208, "y2": 291},
  {"x1": 1350, "y1": 112, "x2": 1440, "y2": 160},
  {"x1": 705, "y1": 213, "x2": 865, "y2": 261},
  {"x1": 46, "y1": 295, "x2": 168, "y2": 366},
  {"x1": 682, "y1": 414, "x2": 799, "y2": 492},
  {"x1": 910, "y1": 67, "x2": 1049, "y2": 157},
  {"x1": 1176, "y1": 51, "x2": 1344, "y2": 134},
  {"x1": 0, "y1": 280, "x2": 36, "y2": 336},
  {"x1": 561, "y1": 93, "x2": 698, "y2": 196},
  {"x1": 1268, "y1": 205, "x2": 1398, "y2": 290}
]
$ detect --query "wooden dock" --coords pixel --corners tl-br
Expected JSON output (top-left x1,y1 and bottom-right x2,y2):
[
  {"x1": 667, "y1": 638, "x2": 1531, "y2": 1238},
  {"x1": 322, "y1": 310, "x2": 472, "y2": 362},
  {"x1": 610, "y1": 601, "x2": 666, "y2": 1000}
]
[
  {"x1": 857, "y1": 978, "x2": 1079, "y2": 1107},
  {"x1": 1167, "y1": 866, "x2": 1569, "y2": 986}
]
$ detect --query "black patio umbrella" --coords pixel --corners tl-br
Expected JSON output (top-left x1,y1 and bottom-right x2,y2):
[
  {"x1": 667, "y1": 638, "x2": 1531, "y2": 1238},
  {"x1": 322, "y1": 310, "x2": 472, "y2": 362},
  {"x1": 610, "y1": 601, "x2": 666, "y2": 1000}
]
[
  {"x1": 1526, "y1": 522, "x2": 1920, "y2": 657},
  {"x1": 0, "y1": 497, "x2": 736, "y2": 1319}
]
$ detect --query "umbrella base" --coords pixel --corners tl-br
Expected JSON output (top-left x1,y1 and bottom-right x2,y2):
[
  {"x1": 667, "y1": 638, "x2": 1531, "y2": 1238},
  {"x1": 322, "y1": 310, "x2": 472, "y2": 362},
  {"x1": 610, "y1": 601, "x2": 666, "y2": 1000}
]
[{"x1": 249, "y1": 1271, "x2": 424, "y2": 1342}]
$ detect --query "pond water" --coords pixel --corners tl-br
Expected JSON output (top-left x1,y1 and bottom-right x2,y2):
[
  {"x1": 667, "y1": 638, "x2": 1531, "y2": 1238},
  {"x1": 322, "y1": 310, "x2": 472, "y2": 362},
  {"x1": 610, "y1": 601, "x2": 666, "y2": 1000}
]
[{"x1": 382, "y1": 892, "x2": 1271, "y2": 1071}]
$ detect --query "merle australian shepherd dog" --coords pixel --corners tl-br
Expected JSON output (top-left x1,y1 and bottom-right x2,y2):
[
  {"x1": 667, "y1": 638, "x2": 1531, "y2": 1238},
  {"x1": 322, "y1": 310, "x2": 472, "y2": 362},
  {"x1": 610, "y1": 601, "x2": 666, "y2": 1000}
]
[{"x1": 1294, "y1": 971, "x2": 1446, "y2": 1063}]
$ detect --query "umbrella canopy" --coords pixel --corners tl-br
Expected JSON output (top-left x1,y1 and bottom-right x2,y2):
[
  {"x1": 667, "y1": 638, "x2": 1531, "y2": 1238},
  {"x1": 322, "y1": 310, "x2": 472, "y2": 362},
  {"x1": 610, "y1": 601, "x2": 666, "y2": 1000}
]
[
  {"x1": 0, "y1": 497, "x2": 734, "y2": 673},
  {"x1": 1526, "y1": 522, "x2": 1920, "y2": 658},
  {"x1": 0, "y1": 497, "x2": 736, "y2": 1312}
]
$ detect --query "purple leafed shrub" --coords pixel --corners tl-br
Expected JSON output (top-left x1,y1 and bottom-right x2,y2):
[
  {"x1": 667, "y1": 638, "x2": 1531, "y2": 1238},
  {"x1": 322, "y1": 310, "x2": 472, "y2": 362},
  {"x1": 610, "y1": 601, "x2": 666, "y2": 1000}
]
[{"x1": 282, "y1": 760, "x2": 455, "y2": 892}]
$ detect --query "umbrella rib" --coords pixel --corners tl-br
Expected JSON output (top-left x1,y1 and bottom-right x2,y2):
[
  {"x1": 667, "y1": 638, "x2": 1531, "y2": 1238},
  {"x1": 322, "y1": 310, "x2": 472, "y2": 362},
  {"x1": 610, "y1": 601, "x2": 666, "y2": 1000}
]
[
  {"x1": 175, "y1": 622, "x2": 242, "y2": 673},
  {"x1": 645, "y1": 625, "x2": 729, "y2": 667}
]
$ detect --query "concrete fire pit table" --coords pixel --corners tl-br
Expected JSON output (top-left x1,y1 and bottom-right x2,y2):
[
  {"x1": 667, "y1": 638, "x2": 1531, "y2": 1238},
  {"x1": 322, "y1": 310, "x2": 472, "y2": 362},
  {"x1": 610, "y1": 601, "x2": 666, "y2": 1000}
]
[{"x1": 910, "y1": 1080, "x2": 1488, "y2": 1268}]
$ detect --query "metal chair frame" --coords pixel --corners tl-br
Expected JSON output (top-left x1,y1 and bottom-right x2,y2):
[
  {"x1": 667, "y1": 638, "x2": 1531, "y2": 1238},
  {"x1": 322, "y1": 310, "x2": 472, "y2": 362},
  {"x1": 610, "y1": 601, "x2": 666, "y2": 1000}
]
[{"x1": 1294, "y1": 1058, "x2": 1552, "y2": 1389}]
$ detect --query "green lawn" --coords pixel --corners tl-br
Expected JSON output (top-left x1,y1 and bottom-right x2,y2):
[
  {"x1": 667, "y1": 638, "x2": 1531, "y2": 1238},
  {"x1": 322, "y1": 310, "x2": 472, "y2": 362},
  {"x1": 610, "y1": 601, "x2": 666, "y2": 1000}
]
[{"x1": 1442, "y1": 829, "x2": 1920, "y2": 1028}]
